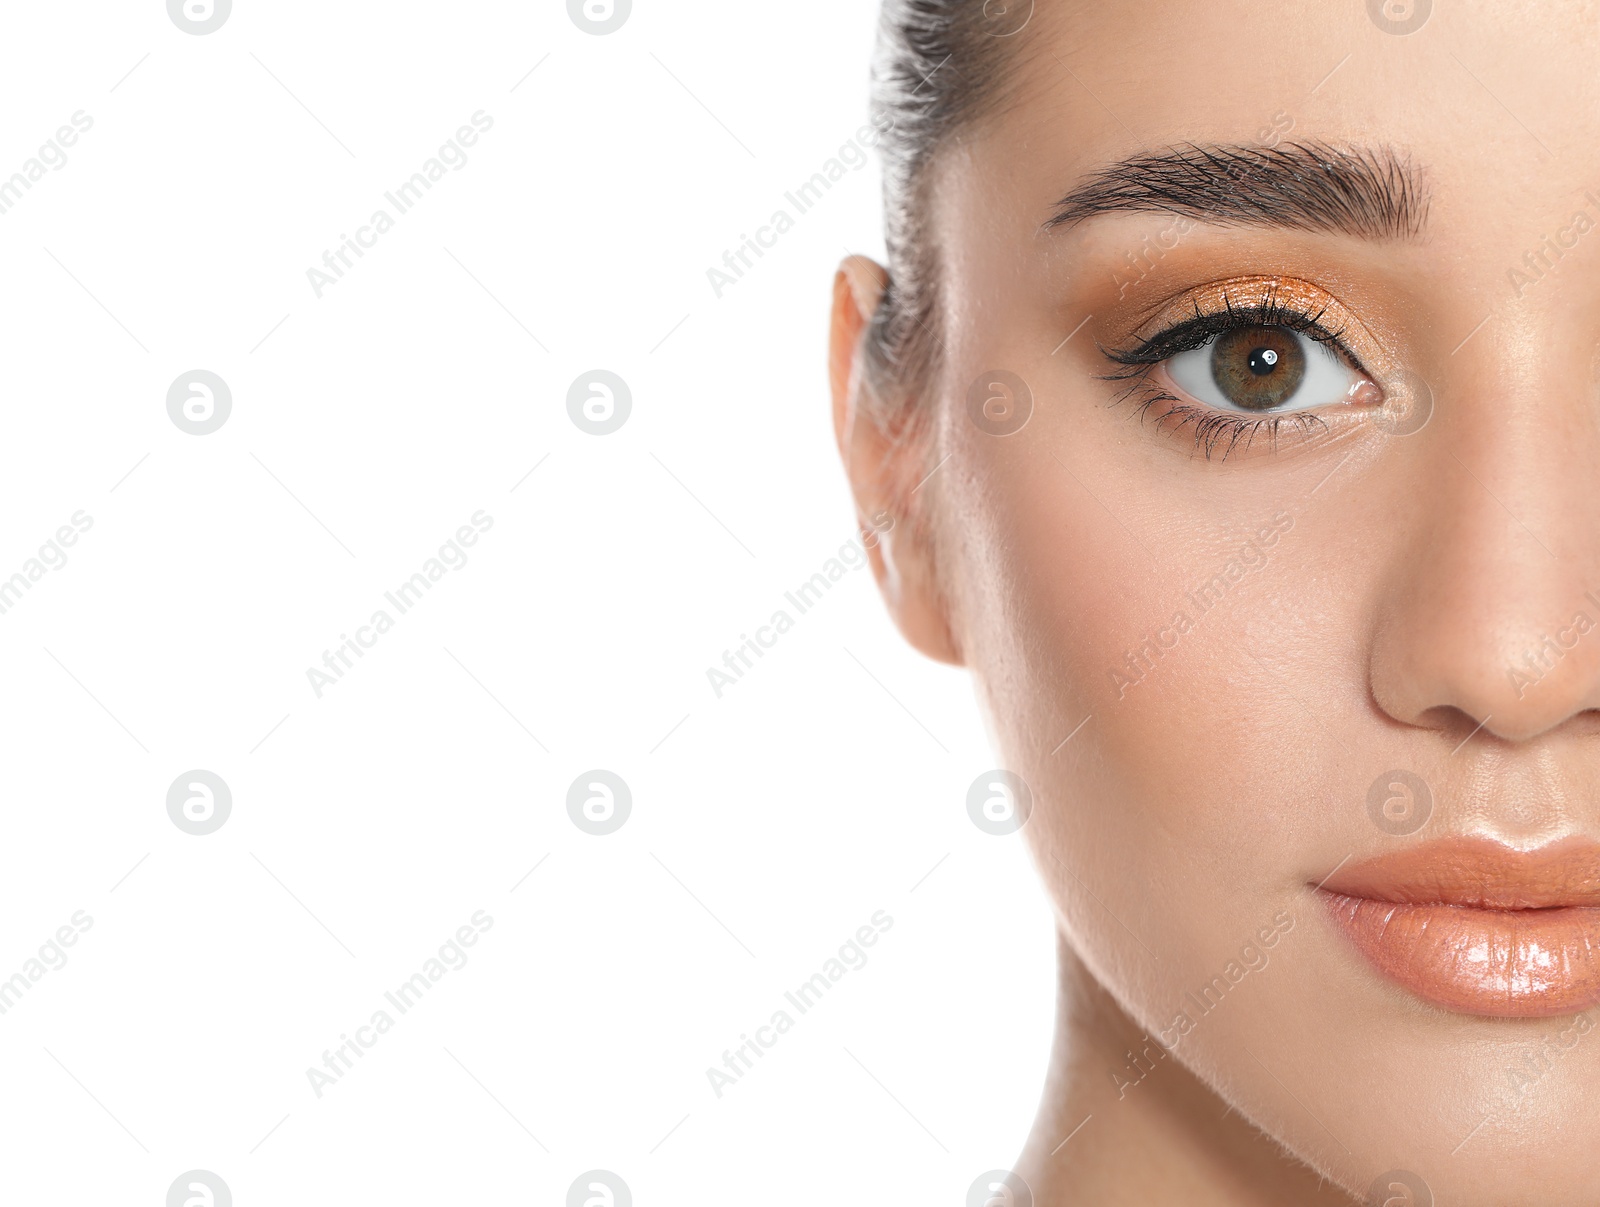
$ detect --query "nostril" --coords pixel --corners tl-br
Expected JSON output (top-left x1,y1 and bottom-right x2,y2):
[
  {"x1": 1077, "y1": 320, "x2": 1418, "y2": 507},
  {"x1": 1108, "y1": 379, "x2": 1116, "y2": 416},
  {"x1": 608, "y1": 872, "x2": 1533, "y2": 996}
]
[{"x1": 1412, "y1": 705, "x2": 1494, "y2": 752}]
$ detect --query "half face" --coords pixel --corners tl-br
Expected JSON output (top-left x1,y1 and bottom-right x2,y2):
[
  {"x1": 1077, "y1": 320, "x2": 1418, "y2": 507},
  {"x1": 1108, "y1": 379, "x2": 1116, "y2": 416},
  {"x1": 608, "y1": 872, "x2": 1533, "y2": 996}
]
[{"x1": 886, "y1": 1, "x2": 1600, "y2": 1200}]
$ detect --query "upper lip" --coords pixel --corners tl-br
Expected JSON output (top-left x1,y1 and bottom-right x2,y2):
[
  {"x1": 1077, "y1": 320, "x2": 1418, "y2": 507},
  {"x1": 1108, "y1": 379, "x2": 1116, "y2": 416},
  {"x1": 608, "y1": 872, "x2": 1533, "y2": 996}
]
[{"x1": 1315, "y1": 835, "x2": 1600, "y2": 910}]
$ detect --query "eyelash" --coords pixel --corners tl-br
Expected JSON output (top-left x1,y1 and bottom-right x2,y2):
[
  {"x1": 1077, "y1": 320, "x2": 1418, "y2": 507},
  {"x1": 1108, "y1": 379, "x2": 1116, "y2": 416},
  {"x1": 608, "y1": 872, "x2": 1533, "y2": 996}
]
[{"x1": 1097, "y1": 287, "x2": 1369, "y2": 460}]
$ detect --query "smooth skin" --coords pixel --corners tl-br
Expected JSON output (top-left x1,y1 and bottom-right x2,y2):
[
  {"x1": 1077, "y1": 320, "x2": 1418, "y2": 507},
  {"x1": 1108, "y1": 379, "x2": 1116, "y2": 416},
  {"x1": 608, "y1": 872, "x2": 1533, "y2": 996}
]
[{"x1": 832, "y1": 2, "x2": 1600, "y2": 1203}]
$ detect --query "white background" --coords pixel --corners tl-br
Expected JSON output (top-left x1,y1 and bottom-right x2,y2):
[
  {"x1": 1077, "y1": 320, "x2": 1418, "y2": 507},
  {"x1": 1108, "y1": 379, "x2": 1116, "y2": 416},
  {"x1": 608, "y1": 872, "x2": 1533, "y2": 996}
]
[{"x1": 0, "y1": 2, "x2": 1056, "y2": 1202}]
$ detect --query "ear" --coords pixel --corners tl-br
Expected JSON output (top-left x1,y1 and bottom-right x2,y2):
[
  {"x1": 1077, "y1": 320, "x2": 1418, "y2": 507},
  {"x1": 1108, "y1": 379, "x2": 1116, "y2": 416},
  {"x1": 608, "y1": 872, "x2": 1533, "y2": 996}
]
[{"x1": 829, "y1": 255, "x2": 963, "y2": 667}]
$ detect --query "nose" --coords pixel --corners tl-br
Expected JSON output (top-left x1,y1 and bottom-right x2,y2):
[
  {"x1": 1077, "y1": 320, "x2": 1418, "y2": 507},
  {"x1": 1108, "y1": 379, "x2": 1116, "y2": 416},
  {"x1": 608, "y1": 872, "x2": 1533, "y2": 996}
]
[{"x1": 1368, "y1": 324, "x2": 1600, "y2": 744}]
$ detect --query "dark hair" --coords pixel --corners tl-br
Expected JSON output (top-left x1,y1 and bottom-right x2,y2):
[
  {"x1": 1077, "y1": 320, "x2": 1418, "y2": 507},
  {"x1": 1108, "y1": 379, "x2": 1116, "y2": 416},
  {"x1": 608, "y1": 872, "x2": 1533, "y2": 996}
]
[{"x1": 864, "y1": 1, "x2": 1035, "y2": 425}]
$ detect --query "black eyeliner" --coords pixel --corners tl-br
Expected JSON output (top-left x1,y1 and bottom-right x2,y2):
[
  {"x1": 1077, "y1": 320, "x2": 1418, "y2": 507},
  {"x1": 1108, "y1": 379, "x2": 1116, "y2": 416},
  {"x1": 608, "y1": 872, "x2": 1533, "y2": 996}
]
[
  {"x1": 1085, "y1": 284, "x2": 1358, "y2": 460},
  {"x1": 1098, "y1": 285, "x2": 1353, "y2": 375}
]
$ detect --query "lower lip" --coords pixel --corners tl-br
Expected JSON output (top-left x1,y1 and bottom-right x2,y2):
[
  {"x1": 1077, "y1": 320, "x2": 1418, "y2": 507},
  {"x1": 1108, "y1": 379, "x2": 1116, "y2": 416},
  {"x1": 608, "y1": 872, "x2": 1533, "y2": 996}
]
[{"x1": 1320, "y1": 890, "x2": 1600, "y2": 1017}]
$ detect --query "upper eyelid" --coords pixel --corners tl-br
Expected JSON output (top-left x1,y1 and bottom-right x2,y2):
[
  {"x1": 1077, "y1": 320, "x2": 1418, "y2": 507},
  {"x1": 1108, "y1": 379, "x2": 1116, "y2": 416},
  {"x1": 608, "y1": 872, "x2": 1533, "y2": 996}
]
[{"x1": 1099, "y1": 305, "x2": 1366, "y2": 376}]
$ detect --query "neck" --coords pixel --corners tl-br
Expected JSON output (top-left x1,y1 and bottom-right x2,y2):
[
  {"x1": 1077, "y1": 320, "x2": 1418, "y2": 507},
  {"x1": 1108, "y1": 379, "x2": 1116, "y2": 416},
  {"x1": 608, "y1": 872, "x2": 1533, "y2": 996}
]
[{"x1": 1013, "y1": 933, "x2": 1359, "y2": 1205}]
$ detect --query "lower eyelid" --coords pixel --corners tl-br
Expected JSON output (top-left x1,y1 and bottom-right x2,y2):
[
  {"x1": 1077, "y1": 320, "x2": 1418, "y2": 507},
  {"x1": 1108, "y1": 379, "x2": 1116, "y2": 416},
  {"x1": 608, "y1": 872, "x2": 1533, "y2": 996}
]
[{"x1": 1118, "y1": 382, "x2": 1333, "y2": 460}]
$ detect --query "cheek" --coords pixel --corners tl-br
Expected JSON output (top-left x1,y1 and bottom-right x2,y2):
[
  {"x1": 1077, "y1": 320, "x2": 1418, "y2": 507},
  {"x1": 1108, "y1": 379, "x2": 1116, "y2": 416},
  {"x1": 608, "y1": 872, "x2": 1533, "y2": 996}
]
[
  {"x1": 940, "y1": 423, "x2": 1494, "y2": 1176},
  {"x1": 943, "y1": 434, "x2": 1329, "y2": 1017}
]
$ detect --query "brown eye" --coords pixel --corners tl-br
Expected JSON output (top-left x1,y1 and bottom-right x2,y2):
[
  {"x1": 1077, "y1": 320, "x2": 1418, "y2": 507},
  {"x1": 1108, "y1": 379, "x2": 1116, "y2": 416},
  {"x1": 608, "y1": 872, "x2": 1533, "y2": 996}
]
[
  {"x1": 1209, "y1": 326, "x2": 1306, "y2": 411},
  {"x1": 1161, "y1": 314, "x2": 1371, "y2": 419}
]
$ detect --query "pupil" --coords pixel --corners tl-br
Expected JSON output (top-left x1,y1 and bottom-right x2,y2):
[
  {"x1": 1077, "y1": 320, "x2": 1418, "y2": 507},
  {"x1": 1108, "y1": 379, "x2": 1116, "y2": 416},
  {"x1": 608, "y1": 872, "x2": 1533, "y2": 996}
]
[{"x1": 1248, "y1": 347, "x2": 1279, "y2": 375}]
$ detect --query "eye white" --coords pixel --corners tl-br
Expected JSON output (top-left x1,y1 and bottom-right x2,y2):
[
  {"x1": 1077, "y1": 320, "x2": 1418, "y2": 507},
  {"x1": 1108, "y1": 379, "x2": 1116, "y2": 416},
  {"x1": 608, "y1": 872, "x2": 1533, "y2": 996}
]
[{"x1": 1164, "y1": 329, "x2": 1361, "y2": 414}]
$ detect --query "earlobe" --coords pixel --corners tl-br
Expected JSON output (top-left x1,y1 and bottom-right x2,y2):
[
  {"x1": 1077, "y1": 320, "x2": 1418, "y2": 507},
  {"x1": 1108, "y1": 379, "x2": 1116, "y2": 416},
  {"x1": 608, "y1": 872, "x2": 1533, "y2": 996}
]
[{"x1": 829, "y1": 256, "x2": 964, "y2": 667}]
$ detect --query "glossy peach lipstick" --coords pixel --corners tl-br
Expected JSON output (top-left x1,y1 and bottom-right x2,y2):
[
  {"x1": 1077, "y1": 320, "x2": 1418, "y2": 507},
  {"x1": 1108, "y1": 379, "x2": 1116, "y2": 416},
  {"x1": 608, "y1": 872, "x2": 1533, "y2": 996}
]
[{"x1": 1317, "y1": 837, "x2": 1600, "y2": 1018}]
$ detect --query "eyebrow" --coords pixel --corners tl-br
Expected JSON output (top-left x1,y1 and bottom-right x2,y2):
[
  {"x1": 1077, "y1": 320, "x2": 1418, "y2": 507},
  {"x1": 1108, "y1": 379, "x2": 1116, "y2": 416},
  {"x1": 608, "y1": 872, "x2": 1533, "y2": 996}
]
[{"x1": 1046, "y1": 141, "x2": 1428, "y2": 240}]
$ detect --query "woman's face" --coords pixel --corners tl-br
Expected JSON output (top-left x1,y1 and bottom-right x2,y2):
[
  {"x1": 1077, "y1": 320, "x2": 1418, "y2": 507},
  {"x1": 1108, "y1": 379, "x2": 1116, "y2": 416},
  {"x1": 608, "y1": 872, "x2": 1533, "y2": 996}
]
[{"x1": 841, "y1": 1, "x2": 1600, "y2": 1200}]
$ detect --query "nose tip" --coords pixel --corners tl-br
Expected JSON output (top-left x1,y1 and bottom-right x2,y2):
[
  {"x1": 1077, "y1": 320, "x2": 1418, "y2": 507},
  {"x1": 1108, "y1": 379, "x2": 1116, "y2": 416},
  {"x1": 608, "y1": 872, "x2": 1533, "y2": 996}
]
[{"x1": 1372, "y1": 592, "x2": 1600, "y2": 744}]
